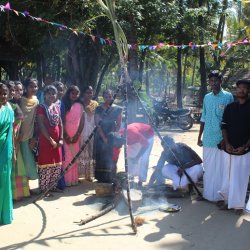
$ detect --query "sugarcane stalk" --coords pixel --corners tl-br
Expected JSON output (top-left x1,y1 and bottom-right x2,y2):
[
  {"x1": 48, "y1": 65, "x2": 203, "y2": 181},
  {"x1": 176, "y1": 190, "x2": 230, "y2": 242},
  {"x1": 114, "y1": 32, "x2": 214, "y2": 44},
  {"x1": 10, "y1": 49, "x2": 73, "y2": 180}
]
[
  {"x1": 97, "y1": 0, "x2": 137, "y2": 233},
  {"x1": 123, "y1": 82, "x2": 137, "y2": 234}
]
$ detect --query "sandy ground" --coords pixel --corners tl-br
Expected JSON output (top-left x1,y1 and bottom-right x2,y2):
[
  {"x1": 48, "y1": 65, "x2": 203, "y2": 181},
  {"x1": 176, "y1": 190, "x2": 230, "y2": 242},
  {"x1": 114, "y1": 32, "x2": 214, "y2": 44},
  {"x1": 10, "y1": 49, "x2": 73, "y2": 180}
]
[{"x1": 1, "y1": 124, "x2": 250, "y2": 250}]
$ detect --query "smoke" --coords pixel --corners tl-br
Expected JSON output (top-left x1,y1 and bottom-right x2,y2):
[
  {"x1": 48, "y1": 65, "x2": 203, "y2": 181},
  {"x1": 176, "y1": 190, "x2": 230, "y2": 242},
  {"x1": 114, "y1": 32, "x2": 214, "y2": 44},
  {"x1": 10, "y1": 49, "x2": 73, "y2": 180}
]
[{"x1": 114, "y1": 187, "x2": 170, "y2": 216}]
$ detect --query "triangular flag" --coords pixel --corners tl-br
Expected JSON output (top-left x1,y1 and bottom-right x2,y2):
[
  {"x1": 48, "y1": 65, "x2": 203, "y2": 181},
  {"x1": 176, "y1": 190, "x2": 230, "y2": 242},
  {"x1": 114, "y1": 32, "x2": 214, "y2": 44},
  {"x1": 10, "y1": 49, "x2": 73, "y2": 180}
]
[
  {"x1": 4, "y1": 2, "x2": 11, "y2": 10},
  {"x1": 13, "y1": 10, "x2": 19, "y2": 16},
  {"x1": 99, "y1": 38, "x2": 106, "y2": 45}
]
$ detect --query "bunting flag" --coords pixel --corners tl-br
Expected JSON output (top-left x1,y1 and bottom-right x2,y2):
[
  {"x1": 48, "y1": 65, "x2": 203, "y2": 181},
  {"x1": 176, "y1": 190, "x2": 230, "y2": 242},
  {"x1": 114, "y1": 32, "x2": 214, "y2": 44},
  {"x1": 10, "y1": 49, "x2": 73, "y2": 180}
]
[{"x1": 0, "y1": 2, "x2": 249, "y2": 51}]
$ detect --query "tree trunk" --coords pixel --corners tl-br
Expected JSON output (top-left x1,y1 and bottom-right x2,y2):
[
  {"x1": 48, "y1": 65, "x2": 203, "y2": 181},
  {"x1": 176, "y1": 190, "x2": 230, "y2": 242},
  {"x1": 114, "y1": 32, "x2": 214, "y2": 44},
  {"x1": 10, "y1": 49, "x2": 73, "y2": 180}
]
[
  {"x1": 176, "y1": 48, "x2": 183, "y2": 108},
  {"x1": 198, "y1": 0, "x2": 207, "y2": 104},
  {"x1": 138, "y1": 49, "x2": 147, "y2": 85},
  {"x1": 145, "y1": 60, "x2": 149, "y2": 95},
  {"x1": 182, "y1": 51, "x2": 188, "y2": 88},
  {"x1": 66, "y1": 36, "x2": 102, "y2": 92},
  {"x1": 1, "y1": 61, "x2": 18, "y2": 81},
  {"x1": 36, "y1": 55, "x2": 44, "y2": 88},
  {"x1": 192, "y1": 57, "x2": 197, "y2": 86},
  {"x1": 94, "y1": 50, "x2": 115, "y2": 99},
  {"x1": 176, "y1": 0, "x2": 184, "y2": 108},
  {"x1": 199, "y1": 47, "x2": 207, "y2": 105},
  {"x1": 9, "y1": 61, "x2": 18, "y2": 80}
]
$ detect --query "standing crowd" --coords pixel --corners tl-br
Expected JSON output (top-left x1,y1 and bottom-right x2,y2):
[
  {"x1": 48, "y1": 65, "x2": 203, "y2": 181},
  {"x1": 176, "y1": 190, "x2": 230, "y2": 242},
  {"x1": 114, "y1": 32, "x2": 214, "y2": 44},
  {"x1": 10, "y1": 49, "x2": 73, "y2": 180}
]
[
  {"x1": 1, "y1": 69, "x2": 250, "y2": 225},
  {"x1": 0, "y1": 79, "x2": 123, "y2": 225},
  {"x1": 147, "y1": 70, "x2": 250, "y2": 214},
  {"x1": 197, "y1": 71, "x2": 250, "y2": 214}
]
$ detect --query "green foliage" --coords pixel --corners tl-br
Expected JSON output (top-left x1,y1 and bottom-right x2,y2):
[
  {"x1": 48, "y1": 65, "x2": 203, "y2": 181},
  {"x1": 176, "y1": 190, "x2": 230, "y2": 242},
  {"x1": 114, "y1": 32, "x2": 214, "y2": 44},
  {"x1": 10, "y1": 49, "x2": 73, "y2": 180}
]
[{"x1": 0, "y1": 0, "x2": 249, "y2": 96}]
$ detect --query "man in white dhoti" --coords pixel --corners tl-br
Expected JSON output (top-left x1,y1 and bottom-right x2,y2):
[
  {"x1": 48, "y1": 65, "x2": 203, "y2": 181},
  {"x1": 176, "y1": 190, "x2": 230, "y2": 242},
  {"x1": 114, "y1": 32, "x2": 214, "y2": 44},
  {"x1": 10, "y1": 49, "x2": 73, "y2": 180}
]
[
  {"x1": 197, "y1": 70, "x2": 234, "y2": 202},
  {"x1": 148, "y1": 136, "x2": 203, "y2": 192},
  {"x1": 219, "y1": 79, "x2": 250, "y2": 213},
  {"x1": 121, "y1": 123, "x2": 154, "y2": 188}
]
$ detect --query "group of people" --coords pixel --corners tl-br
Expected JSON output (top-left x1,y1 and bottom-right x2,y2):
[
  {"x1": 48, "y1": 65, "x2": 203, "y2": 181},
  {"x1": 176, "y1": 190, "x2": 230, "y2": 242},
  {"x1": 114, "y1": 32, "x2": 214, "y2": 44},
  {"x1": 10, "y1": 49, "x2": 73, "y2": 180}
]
[
  {"x1": 1, "y1": 69, "x2": 249, "y2": 225},
  {"x1": 0, "y1": 77, "x2": 160, "y2": 226},
  {"x1": 0, "y1": 79, "x2": 121, "y2": 225},
  {"x1": 197, "y1": 70, "x2": 250, "y2": 213},
  {"x1": 149, "y1": 70, "x2": 250, "y2": 214}
]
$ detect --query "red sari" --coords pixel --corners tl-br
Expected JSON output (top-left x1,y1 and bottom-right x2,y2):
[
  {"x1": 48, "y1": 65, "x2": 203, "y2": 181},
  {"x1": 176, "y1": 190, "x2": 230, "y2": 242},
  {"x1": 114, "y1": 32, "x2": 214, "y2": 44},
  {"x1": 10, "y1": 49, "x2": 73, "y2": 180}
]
[{"x1": 37, "y1": 104, "x2": 62, "y2": 191}]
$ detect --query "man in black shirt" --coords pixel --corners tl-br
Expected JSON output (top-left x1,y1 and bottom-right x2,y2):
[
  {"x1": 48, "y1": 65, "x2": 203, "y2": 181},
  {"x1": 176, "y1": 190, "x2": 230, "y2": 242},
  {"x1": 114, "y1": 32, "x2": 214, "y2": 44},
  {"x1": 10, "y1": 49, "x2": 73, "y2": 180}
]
[
  {"x1": 220, "y1": 79, "x2": 250, "y2": 212},
  {"x1": 148, "y1": 136, "x2": 203, "y2": 191}
]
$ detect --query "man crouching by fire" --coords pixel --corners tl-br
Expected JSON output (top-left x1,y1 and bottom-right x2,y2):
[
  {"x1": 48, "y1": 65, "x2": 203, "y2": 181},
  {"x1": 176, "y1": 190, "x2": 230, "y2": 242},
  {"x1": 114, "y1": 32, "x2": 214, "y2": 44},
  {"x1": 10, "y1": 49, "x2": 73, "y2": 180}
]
[{"x1": 148, "y1": 136, "x2": 203, "y2": 193}]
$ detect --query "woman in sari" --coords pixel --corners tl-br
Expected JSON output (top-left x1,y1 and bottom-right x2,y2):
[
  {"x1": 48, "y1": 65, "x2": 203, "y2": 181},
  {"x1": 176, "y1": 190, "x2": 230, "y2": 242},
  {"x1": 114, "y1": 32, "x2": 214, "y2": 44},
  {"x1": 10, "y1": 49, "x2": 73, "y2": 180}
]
[
  {"x1": 0, "y1": 83, "x2": 14, "y2": 224},
  {"x1": 36, "y1": 85, "x2": 63, "y2": 195},
  {"x1": 19, "y1": 78, "x2": 39, "y2": 189},
  {"x1": 94, "y1": 89, "x2": 122, "y2": 183},
  {"x1": 62, "y1": 85, "x2": 84, "y2": 186},
  {"x1": 7, "y1": 82, "x2": 30, "y2": 200},
  {"x1": 79, "y1": 86, "x2": 98, "y2": 181}
]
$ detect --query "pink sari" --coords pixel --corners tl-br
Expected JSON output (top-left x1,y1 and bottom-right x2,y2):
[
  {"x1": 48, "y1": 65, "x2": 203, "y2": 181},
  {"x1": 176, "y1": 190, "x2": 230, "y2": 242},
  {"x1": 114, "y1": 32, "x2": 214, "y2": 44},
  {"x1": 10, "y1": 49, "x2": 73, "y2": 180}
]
[{"x1": 63, "y1": 102, "x2": 84, "y2": 186}]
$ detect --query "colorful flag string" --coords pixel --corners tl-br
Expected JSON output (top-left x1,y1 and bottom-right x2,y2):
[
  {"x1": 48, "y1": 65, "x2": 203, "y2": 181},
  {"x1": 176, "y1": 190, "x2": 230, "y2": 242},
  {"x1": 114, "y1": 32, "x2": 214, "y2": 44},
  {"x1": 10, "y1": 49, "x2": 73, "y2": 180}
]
[{"x1": 0, "y1": 2, "x2": 249, "y2": 51}]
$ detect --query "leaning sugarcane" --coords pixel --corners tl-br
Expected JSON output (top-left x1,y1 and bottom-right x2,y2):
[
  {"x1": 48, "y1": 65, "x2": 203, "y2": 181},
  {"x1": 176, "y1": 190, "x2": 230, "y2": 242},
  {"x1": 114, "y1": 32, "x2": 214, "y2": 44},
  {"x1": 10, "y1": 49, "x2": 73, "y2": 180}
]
[{"x1": 97, "y1": 0, "x2": 137, "y2": 233}]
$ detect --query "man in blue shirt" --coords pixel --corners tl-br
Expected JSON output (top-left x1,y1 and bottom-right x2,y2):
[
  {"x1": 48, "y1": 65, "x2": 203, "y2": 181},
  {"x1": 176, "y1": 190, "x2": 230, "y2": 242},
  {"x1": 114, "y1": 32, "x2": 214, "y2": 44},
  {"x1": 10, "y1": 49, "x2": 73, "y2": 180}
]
[{"x1": 197, "y1": 70, "x2": 234, "y2": 202}]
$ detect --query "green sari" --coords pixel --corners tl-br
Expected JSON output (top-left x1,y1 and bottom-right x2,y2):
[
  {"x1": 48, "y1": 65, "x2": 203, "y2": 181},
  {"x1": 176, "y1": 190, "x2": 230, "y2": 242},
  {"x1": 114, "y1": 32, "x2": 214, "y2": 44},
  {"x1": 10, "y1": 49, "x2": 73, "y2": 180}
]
[{"x1": 0, "y1": 105, "x2": 14, "y2": 225}]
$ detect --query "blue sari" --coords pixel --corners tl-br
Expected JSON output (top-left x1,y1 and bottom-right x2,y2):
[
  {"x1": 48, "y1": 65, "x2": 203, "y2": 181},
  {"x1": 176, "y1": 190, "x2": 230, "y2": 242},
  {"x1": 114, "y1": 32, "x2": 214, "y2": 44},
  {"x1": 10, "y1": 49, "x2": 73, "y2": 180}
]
[{"x1": 0, "y1": 105, "x2": 14, "y2": 224}]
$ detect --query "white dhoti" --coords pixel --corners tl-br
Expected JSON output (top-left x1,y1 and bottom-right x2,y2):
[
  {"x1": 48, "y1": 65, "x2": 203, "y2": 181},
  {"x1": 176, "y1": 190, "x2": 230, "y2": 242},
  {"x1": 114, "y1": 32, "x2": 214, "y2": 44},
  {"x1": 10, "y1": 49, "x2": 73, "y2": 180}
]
[
  {"x1": 203, "y1": 147, "x2": 227, "y2": 202},
  {"x1": 161, "y1": 163, "x2": 203, "y2": 190},
  {"x1": 226, "y1": 152, "x2": 250, "y2": 209},
  {"x1": 217, "y1": 151, "x2": 231, "y2": 201},
  {"x1": 127, "y1": 137, "x2": 154, "y2": 182}
]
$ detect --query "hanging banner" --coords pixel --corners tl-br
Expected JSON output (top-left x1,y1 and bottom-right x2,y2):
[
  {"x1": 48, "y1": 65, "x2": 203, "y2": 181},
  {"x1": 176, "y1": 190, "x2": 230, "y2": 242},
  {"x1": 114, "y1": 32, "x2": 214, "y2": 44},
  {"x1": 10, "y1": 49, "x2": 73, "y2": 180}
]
[{"x1": 0, "y1": 2, "x2": 249, "y2": 51}]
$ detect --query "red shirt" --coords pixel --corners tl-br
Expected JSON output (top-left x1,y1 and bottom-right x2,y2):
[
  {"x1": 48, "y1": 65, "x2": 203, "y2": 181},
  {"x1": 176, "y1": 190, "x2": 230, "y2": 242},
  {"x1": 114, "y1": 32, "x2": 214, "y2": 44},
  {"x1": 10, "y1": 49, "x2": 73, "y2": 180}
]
[{"x1": 121, "y1": 123, "x2": 154, "y2": 147}]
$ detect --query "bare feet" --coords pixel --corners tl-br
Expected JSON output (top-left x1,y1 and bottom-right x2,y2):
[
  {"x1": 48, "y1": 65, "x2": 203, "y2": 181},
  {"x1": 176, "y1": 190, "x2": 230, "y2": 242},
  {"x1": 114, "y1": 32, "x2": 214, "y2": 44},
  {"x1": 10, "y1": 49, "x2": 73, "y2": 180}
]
[
  {"x1": 216, "y1": 200, "x2": 225, "y2": 207},
  {"x1": 45, "y1": 193, "x2": 54, "y2": 198},
  {"x1": 51, "y1": 188, "x2": 64, "y2": 193}
]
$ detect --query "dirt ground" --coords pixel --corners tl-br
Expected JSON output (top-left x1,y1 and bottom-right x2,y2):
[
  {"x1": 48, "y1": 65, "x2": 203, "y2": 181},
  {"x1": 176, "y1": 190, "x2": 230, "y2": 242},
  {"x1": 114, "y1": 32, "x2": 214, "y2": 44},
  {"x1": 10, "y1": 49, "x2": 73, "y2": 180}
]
[{"x1": 1, "y1": 124, "x2": 250, "y2": 250}]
